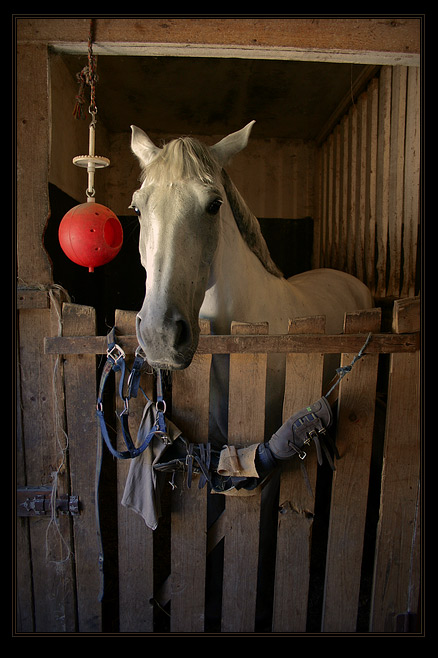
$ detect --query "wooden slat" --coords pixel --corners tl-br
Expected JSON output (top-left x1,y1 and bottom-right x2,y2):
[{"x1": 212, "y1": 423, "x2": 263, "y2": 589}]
[
  {"x1": 387, "y1": 65, "x2": 407, "y2": 298},
  {"x1": 272, "y1": 315, "x2": 325, "y2": 632},
  {"x1": 170, "y1": 319, "x2": 212, "y2": 633},
  {"x1": 347, "y1": 102, "x2": 358, "y2": 277},
  {"x1": 339, "y1": 113, "x2": 350, "y2": 274},
  {"x1": 370, "y1": 302, "x2": 421, "y2": 632},
  {"x1": 115, "y1": 310, "x2": 155, "y2": 632},
  {"x1": 355, "y1": 91, "x2": 368, "y2": 282},
  {"x1": 321, "y1": 308, "x2": 381, "y2": 632},
  {"x1": 44, "y1": 331, "x2": 420, "y2": 356},
  {"x1": 375, "y1": 66, "x2": 392, "y2": 298},
  {"x1": 17, "y1": 303, "x2": 77, "y2": 632},
  {"x1": 402, "y1": 66, "x2": 421, "y2": 298},
  {"x1": 392, "y1": 297, "x2": 420, "y2": 334},
  {"x1": 62, "y1": 303, "x2": 102, "y2": 632},
  {"x1": 365, "y1": 77, "x2": 379, "y2": 292},
  {"x1": 221, "y1": 322, "x2": 268, "y2": 632}
]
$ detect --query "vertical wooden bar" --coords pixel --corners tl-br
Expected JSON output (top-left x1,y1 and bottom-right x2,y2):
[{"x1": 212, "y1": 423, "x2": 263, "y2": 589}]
[
  {"x1": 272, "y1": 316, "x2": 325, "y2": 632},
  {"x1": 62, "y1": 303, "x2": 102, "y2": 632},
  {"x1": 370, "y1": 299, "x2": 421, "y2": 632},
  {"x1": 17, "y1": 303, "x2": 76, "y2": 632},
  {"x1": 347, "y1": 103, "x2": 358, "y2": 277},
  {"x1": 221, "y1": 322, "x2": 268, "y2": 632},
  {"x1": 321, "y1": 308, "x2": 381, "y2": 632},
  {"x1": 355, "y1": 91, "x2": 368, "y2": 283},
  {"x1": 402, "y1": 66, "x2": 421, "y2": 298},
  {"x1": 387, "y1": 66, "x2": 407, "y2": 298},
  {"x1": 340, "y1": 113, "x2": 350, "y2": 274},
  {"x1": 332, "y1": 124, "x2": 342, "y2": 269},
  {"x1": 170, "y1": 319, "x2": 212, "y2": 632},
  {"x1": 365, "y1": 77, "x2": 379, "y2": 294},
  {"x1": 375, "y1": 66, "x2": 392, "y2": 299},
  {"x1": 115, "y1": 310, "x2": 155, "y2": 632}
]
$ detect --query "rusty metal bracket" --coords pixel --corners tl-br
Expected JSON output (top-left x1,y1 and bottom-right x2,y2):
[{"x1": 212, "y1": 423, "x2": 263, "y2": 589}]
[{"x1": 17, "y1": 487, "x2": 80, "y2": 517}]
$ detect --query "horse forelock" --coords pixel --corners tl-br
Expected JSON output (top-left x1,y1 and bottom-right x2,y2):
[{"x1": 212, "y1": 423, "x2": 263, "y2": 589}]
[{"x1": 139, "y1": 137, "x2": 221, "y2": 186}]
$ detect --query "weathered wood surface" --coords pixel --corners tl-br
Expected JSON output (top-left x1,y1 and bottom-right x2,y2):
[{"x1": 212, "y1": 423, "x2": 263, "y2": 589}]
[
  {"x1": 221, "y1": 322, "x2": 268, "y2": 632},
  {"x1": 62, "y1": 303, "x2": 102, "y2": 632},
  {"x1": 19, "y1": 301, "x2": 421, "y2": 633},
  {"x1": 170, "y1": 319, "x2": 212, "y2": 632},
  {"x1": 317, "y1": 65, "x2": 420, "y2": 300},
  {"x1": 370, "y1": 301, "x2": 421, "y2": 632},
  {"x1": 17, "y1": 17, "x2": 420, "y2": 65},
  {"x1": 115, "y1": 310, "x2": 155, "y2": 632},
  {"x1": 272, "y1": 315, "x2": 325, "y2": 632},
  {"x1": 322, "y1": 308, "x2": 381, "y2": 632},
  {"x1": 45, "y1": 330, "x2": 419, "y2": 356}
]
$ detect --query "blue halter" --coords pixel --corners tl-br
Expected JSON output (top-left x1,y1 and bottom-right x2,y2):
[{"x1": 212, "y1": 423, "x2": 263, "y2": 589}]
[{"x1": 96, "y1": 327, "x2": 168, "y2": 460}]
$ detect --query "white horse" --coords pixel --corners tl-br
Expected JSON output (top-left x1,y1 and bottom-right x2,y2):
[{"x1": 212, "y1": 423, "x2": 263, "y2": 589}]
[{"x1": 130, "y1": 121, "x2": 373, "y2": 444}]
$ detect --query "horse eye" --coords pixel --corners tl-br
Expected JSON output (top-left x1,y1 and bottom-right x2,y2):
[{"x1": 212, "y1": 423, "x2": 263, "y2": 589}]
[
  {"x1": 207, "y1": 198, "x2": 222, "y2": 215},
  {"x1": 130, "y1": 205, "x2": 141, "y2": 217}
]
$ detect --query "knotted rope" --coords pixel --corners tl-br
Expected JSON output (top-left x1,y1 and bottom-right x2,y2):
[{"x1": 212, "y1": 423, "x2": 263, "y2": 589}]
[{"x1": 73, "y1": 19, "x2": 98, "y2": 120}]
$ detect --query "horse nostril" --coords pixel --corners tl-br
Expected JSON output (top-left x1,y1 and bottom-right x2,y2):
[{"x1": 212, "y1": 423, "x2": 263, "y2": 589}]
[{"x1": 174, "y1": 319, "x2": 191, "y2": 350}]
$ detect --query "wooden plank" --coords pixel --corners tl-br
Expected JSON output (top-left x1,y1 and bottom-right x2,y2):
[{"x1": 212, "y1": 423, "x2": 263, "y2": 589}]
[
  {"x1": 17, "y1": 288, "x2": 49, "y2": 309},
  {"x1": 365, "y1": 77, "x2": 379, "y2": 293},
  {"x1": 16, "y1": 43, "x2": 52, "y2": 285},
  {"x1": 17, "y1": 304, "x2": 76, "y2": 632},
  {"x1": 392, "y1": 296, "x2": 420, "y2": 335},
  {"x1": 356, "y1": 91, "x2": 368, "y2": 282},
  {"x1": 402, "y1": 66, "x2": 421, "y2": 298},
  {"x1": 321, "y1": 308, "x2": 381, "y2": 632},
  {"x1": 339, "y1": 113, "x2": 350, "y2": 274},
  {"x1": 221, "y1": 322, "x2": 268, "y2": 632},
  {"x1": 44, "y1": 331, "x2": 420, "y2": 356},
  {"x1": 347, "y1": 103, "x2": 358, "y2": 277},
  {"x1": 387, "y1": 65, "x2": 407, "y2": 298},
  {"x1": 370, "y1": 300, "x2": 421, "y2": 632},
  {"x1": 272, "y1": 316, "x2": 325, "y2": 632},
  {"x1": 62, "y1": 303, "x2": 102, "y2": 632},
  {"x1": 375, "y1": 66, "x2": 392, "y2": 298},
  {"x1": 114, "y1": 310, "x2": 155, "y2": 632},
  {"x1": 170, "y1": 319, "x2": 211, "y2": 633}
]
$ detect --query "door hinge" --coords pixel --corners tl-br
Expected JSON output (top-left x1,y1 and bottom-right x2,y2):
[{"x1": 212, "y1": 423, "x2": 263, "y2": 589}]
[{"x1": 17, "y1": 487, "x2": 80, "y2": 517}]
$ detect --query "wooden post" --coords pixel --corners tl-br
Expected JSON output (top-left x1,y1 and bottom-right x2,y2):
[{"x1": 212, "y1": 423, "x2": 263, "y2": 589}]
[
  {"x1": 321, "y1": 308, "x2": 381, "y2": 631},
  {"x1": 115, "y1": 310, "x2": 155, "y2": 632},
  {"x1": 272, "y1": 316, "x2": 325, "y2": 631},
  {"x1": 62, "y1": 303, "x2": 102, "y2": 632},
  {"x1": 370, "y1": 298, "x2": 421, "y2": 631},
  {"x1": 170, "y1": 319, "x2": 212, "y2": 632}
]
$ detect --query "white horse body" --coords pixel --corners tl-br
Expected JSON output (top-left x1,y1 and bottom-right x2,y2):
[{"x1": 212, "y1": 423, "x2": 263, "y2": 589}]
[{"x1": 130, "y1": 121, "x2": 372, "y2": 444}]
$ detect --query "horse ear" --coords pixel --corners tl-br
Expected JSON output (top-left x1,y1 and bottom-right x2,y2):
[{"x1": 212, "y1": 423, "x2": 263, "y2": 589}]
[
  {"x1": 210, "y1": 120, "x2": 255, "y2": 166},
  {"x1": 131, "y1": 125, "x2": 160, "y2": 165}
]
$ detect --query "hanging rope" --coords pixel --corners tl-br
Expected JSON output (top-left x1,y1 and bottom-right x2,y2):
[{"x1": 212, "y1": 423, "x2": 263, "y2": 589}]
[{"x1": 73, "y1": 19, "x2": 98, "y2": 120}]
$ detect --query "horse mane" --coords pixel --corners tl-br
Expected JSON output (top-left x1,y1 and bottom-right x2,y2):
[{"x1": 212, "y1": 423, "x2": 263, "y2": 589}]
[
  {"x1": 140, "y1": 136, "x2": 283, "y2": 279},
  {"x1": 220, "y1": 169, "x2": 283, "y2": 278}
]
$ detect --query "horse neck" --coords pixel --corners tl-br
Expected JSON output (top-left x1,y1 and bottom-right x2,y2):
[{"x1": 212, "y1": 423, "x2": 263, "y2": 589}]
[{"x1": 201, "y1": 197, "x2": 282, "y2": 334}]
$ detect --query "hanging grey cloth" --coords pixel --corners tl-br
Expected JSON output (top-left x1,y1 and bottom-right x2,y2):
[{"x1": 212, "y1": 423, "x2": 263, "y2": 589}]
[{"x1": 121, "y1": 400, "x2": 182, "y2": 530}]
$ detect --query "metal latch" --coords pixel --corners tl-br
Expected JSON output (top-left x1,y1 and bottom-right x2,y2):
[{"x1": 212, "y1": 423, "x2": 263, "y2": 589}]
[{"x1": 17, "y1": 487, "x2": 80, "y2": 517}]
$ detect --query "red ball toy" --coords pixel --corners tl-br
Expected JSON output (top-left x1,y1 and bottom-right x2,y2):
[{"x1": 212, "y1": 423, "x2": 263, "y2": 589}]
[{"x1": 59, "y1": 202, "x2": 123, "y2": 272}]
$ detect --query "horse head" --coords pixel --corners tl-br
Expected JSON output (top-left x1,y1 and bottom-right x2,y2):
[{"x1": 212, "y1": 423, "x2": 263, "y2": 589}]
[{"x1": 130, "y1": 121, "x2": 255, "y2": 370}]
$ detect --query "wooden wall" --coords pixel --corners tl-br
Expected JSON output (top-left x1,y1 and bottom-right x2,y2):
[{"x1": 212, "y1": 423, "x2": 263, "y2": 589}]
[{"x1": 314, "y1": 65, "x2": 420, "y2": 300}]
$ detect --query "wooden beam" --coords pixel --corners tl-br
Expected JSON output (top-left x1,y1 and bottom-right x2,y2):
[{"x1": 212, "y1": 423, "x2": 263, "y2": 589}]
[
  {"x1": 44, "y1": 331, "x2": 420, "y2": 356},
  {"x1": 17, "y1": 17, "x2": 420, "y2": 66}
]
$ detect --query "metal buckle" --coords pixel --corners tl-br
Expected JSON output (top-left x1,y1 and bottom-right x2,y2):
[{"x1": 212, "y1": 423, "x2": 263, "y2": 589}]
[{"x1": 107, "y1": 344, "x2": 125, "y2": 363}]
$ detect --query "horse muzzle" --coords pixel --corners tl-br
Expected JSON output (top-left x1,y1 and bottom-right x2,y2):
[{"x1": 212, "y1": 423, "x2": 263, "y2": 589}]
[{"x1": 136, "y1": 308, "x2": 199, "y2": 371}]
